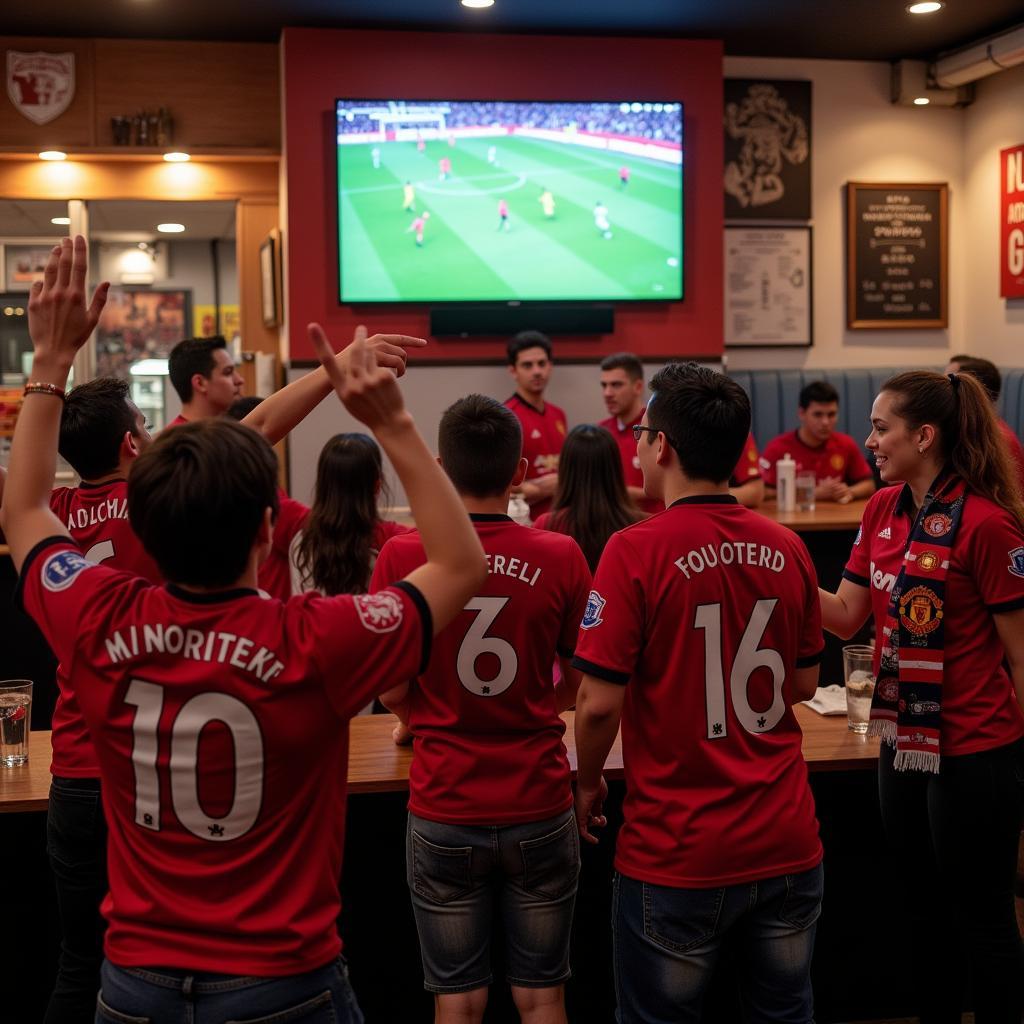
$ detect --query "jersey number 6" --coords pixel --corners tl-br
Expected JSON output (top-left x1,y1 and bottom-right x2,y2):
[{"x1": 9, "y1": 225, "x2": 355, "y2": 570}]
[{"x1": 457, "y1": 596, "x2": 518, "y2": 697}]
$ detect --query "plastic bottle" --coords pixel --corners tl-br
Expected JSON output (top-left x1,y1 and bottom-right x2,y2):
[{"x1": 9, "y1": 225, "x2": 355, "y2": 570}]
[{"x1": 776, "y1": 453, "x2": 796, "y2": 512}]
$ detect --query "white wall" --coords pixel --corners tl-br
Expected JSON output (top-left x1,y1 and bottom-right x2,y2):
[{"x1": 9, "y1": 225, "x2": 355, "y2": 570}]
[
  {"x1": 723, "y1": 56, "x2": 966, "y2": 371},
  {"x1": 961, "y1": 62, "x2": 1024, "y2": 366}
]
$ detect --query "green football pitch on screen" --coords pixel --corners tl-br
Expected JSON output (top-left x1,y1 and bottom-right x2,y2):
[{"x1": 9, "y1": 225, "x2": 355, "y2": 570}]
[{"x1": 337, "y1": 136, "x2": 683, "y2": 303}]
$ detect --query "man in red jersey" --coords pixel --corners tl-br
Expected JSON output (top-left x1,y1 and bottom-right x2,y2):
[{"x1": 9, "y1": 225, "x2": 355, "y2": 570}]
[
  {"x1": 573, "y1": 361, "x2": 824, "y2": 1023},
  {"x1": 945, "y1": 353, "x2": 1024, "y2": 494},
  {"x1": 504, "y1": 331, "x2": 566, "y2": 520},
  {"x1": 166, "y1": 335, "x2": 243, "y2": 425},
  {"x1": 760, "y1": 380, "x2": 875, "y2": 503},
  {"x1": 599, "y1": 353, "x2": 763, "y2": 511},
  {"x1": 3, "y1": 236, "x2": 486, "y2": 1023},
  {"x1": 372, "y1": 394, "x2": 591, "y2": 1024}
]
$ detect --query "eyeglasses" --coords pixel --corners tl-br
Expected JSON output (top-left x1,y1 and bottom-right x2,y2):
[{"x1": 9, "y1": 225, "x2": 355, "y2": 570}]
[{"x1": 632, "y1": 424, "x2": 661, "y2": 443}]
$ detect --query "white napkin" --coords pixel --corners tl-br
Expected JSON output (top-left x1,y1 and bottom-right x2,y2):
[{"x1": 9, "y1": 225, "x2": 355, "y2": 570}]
[{"x1": 801, "y1": 684, "x2": 847, "y2": 716}]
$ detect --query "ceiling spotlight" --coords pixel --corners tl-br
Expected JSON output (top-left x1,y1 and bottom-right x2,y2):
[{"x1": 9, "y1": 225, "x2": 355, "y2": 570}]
[
  {"x1": 907, "y1": 2, "x2": 944, "y2": 13},
  {"x1": 39, "y1": 150, "x2": 67, "y2": 161},
  {"x1": 163, "y1": 151, "x2": 190, "y2": 162},
  {"x1": 157, "y1": 223, "x2": 185, "y2": 233},
  {"x1": 913, "y1": 96, "x2": 931, "y2": 105},
  {"x1": 461, "y1": 0, "x2": 495, "y2": 8},
  {"x1": 51, "y1": 216, "x2": 71, "y2": 225}
]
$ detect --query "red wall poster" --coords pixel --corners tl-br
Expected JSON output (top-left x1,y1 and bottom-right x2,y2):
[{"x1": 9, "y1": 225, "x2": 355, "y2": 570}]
[{"x1": 1001, "y1": 143, "x2": 1024, "y2": 299}]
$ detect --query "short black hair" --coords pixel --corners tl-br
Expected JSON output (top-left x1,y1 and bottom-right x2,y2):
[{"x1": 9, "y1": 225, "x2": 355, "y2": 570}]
[
  {"x1": 506, "y1": 331, "x2": 552, "y2": 366},
  {"x1": 949, "y1": 355, "x2": 1001, "y2": 401},
  {"x1": 59, "y1": 377, "x2": 140, "y2": 480},
  {"x1": 600, "y1": 352, "x2": 643, "y2": 381},
  {"x1": 128, "y1": 419, "x2": 279, "y2": 588},
  {"x1": 226, "y1": 396, "x2": 264, "y2": 420},
  {"x1": 646, "y1": 363, "x2": 750, "y2": 484},
  {"x1": 438, "y1": 394, "x2": 523, "y2": 498},
  {"x1": 799, "y1": 381, "x2": 839, "y2": 409},
  {"x1": 168, "y1": 336, "x2": 228, "y2": 403}
]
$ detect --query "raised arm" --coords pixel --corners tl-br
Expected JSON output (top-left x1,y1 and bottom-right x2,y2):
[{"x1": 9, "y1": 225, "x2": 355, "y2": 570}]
[
  {"x1": 0, "y1": 238, "x2": 108, "y2": 572},
  {"x1": 241, "y1": 329, "x2": 428, "y2": 445},
  {"x1": 309, "y1": 322, "x2": 487, "y2": 633}
]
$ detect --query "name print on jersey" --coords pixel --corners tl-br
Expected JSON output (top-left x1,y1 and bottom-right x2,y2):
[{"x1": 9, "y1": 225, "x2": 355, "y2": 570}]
[
  {"x1": 65, "y1": 495, "x2": 129, "y2": 530},
  {"x1": 674, "y1": 542, "x2": 786, "y2": 580},
  {"x1": 485, "y1": 552, "x2": 542, "y2": 588},
  {"x1": 104, "y1": 624, "x2": 285, "y2": 684}
]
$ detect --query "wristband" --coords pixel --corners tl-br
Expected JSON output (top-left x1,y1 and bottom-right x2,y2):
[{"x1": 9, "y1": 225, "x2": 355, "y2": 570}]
[{"x1": 23, "y1": 381, "x2": 66, "y2": 401}]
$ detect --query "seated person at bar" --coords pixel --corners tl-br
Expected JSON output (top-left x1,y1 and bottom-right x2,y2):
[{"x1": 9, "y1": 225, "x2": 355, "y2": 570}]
[
  {"x1": 504, "y1": 331, "x2": 566, "y2": 519},
  {"x1": 166, "y1": 335, "x2": 244, "y2": 425},
  {"x1": 572, "y1": 362, "x2": 825, "y2": 1023},
  {"x1": 373, "y1": 394, "x2": 592, "y2": 1024},
  {"x1": 599, "y1": 352, "x2": 763, "y2": 509},
  {"x1": 760, "y1": 380, "x2": 875, "y2": 503},
  {"x1": 2, "y1": 237, "x2": 486, "y2": 1024},
  {"x1": 945, "y1": 352, "x2": 1024, "y2": 493}
]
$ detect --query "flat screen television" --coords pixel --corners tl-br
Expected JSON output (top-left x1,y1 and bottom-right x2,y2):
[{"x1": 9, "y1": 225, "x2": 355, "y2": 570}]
[{"x1": 335, "y1": 99, "x2": 684, "y2": 304}]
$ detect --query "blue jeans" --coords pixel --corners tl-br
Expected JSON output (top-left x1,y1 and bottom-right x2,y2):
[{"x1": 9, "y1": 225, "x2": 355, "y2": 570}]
[
  {"x1": 406, "y1": 809, "x2": 580, "y2": 993},
  {"x1": 612, "y1": 865, "x2": 823, "y2": 1024},
  {"x1": 46, "y1": 775, "x2": 108, "y2": 1024},
  {"x1": 95, "y1": 957, "x2": 364, "y2": 1024}
]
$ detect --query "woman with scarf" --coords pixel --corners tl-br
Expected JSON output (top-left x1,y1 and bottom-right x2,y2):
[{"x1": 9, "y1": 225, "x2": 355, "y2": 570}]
[{"x1": 820, "y1": 370, "x2": 1024, "y2": 1024}]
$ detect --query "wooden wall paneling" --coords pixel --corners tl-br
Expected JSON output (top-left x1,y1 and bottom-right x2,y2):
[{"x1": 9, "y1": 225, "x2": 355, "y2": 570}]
[
  {"x1": 236, "y1": 198, "x2": 281, "y2": 358},
  {"x1": 92, "y1": 40, "x2": 280, "y2": 150},
  {"x1": 0, "y1": 37, "x2": 96, "y2": 148}
]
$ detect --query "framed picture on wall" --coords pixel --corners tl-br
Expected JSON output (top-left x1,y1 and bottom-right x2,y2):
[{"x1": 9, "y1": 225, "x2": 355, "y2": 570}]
[
  {"x1": 260, "y1": 230, "x2": 282, "y2": 327},
  {"x1": 94, "y1": 288, "x2": 191, "y2": 379},
  {"x1": 725, "y1": 225, "x2": 812, "y2": 347},
  {"x1": 846, "y1": 182, "x2": 948, "y2": 329},
  {"x1": 5, "y1": 243, "x2": 59, "y2": 291},
  {"x1": 724, "y1": 79, "x2": 811, "y2": 221}
]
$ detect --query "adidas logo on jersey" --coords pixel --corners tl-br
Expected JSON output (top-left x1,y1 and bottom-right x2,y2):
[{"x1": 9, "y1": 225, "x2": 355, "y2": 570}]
[
  {"x1": 877, "y1": 527, "x2": 892, "y2": 540},
  {"x1": 531, "y1": 428, "x2": 542, "y2": 439}
]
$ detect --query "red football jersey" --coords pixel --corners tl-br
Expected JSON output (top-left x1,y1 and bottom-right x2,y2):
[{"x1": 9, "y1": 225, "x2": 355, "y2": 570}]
[
  {"x1": 504, "y1": 393, "x2": 567, "y2": 519},
  {"x1": 164, "y1": 413, "x2": 189, "y2": 430},
  {"x1": 599, "y1": 410, "x2": 661, "y2": 514},
  {"x1": 998, "y1": 419, "x2": 1024, "y2": 497},
  {"x1": 19, "y1": 537, "x2": 428, "y2": 975},
  {"x1": 371, "y1": 514, "x2": 591, "y2": 825},
  {"x1": 573, "y1": 496, "x2": 824, "y2": 888},
  {"x1": 760, "y1": 430, "x2": 872, "y2": 487},
  {"x1": 843, "y1": 486, "x2": 1024, "y2": 755},
  {"x1": 257, "y1": 493, "x2": 309, "y2": 601},
  {"x1": 730, "y1": 433, "x2": 762, "y2": 489},
  {"x1": 48, "y1": 481, "x2": 163, "y2": 777}
]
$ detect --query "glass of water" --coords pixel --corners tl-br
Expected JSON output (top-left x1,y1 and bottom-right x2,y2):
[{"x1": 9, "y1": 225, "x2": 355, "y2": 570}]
[
  {"x1": 795, "y1": 472, "x2": 816, "y2": 512},
  {"x1": 842, "y1": 646, "x2": 875, "y2": 734},
  {"x1": 0, "y1": 680, "x2": 32, "y2": 767}
]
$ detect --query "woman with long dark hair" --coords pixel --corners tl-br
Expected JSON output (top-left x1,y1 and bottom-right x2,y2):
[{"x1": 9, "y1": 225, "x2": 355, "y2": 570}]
[
  {"x1": 534, "y1": 424, "x2": 645, "y2": 572},
  {"x1": 820, "y1": 370, "x2": 1024, "y2": 1024},
  {"x1": 291, "y1": 432, "x2": 409, "y2": 596}
]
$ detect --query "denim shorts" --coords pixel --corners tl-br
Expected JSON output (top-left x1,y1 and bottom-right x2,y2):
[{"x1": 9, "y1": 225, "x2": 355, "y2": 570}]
[{"x1": 406, "y1": 809, "x2": 580, "y2": 993}]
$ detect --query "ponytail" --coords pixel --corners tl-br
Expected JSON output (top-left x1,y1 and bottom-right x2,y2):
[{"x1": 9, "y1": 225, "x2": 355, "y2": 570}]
[{"x1": 882, "y1": 370, "x2": 1024, "y2": 529}]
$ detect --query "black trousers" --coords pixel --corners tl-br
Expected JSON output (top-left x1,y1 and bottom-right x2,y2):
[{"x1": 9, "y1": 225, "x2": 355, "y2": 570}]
[
  {"x1": 44, "y1": 775, "x2": 107, "y2": 1024},
  {"x1": 878, "y1": 737, "x2": 1024, "y2": 1024}
]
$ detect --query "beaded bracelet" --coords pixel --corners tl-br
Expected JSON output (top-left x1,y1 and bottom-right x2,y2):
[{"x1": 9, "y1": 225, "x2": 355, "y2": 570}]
[{"x1": 23, "y1": 381, "x2": 66, "y2": 401}]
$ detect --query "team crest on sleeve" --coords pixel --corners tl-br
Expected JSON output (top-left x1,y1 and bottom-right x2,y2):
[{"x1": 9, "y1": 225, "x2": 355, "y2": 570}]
[
  {"x1": 1008, "y1": 547, "x2": 1024, "y2": 579},
  {"x1": 41, "y1": 549, "x2": 90, "y2": 592},
  {"x1": 922, "y1": 513, "x2": 952, "y2": 538},
  {"x1": 581, "y1": 590, "x2": 606, "y2": 630},
  {"x1": 353, "y1": 592, "x2": 404, "y2": 633}
]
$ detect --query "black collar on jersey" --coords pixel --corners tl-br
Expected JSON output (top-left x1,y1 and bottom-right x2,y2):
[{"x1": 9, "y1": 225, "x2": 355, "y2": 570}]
[
  {"x1": 668, "y1": 494, "x2": 739, "y2": 508},
  {"x1": 167, "y1": 583, "x2": 260, "y2": 604},
  {"x1": 895, "y1": 465, "x2": 954, "y2": 518},
  {"x1": 506, "y1": 393, "x2": 546, "y2": 415},
  {"x1": 468, "y1": 513, "x2": 512, "y2": 522},
  {"x1": 77, "y1": 477, "x2": 126, "y2": 490}
]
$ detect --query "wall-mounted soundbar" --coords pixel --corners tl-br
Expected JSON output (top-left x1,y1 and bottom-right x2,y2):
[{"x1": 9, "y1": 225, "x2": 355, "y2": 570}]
[{"x1": 430, "y1": 304, "x2": 614, "y2": 338}]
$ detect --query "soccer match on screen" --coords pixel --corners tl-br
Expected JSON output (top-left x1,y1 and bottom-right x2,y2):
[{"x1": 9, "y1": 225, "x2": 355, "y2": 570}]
[{"x1": 336, "y1": 100, "x2": 684, "y2": 303}]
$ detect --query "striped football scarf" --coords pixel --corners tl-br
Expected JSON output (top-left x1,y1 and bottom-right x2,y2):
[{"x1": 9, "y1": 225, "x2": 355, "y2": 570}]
[{"x1": 869, "y1": 473, "x2": 966, "y2": 773}]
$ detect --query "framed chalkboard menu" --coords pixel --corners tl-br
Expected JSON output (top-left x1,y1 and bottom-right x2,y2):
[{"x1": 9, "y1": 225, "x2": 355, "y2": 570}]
[{"x1": 846, "y1": 182, "x2": 948, "y2": 329}]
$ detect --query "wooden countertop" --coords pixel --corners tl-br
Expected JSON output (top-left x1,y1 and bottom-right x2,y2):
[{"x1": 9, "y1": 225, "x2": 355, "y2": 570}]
[
  {"x1": 758, "y1": 499, "x2": 867, "y2": 532},
  {"x1": 1, "y1": 706, "x2": 878, "y2": 814}
]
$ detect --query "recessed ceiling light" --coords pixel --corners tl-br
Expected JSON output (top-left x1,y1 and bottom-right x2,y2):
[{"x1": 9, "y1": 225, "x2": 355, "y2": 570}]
[
  {"x1": 907, "y1": 2, "x2": 944, "y2": 13},
  {"x1": 157, "y1": 223, "x2": 185, "y2": 233},
  {"x1": 163, "y1": 151, "x2": 190, "y2": 162},
  {"x1": 51, "y1": 216, "x2": 71, "y2": 225},
  {"x1": 461, "y1": 0, "x2": 495, "y2": 8},
  {"x1": 913, "y1": 96, "x2": 931, "y2": 105},
  {"x1": 39, "y1": 150, "x2": 67, "y2": 161}
]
